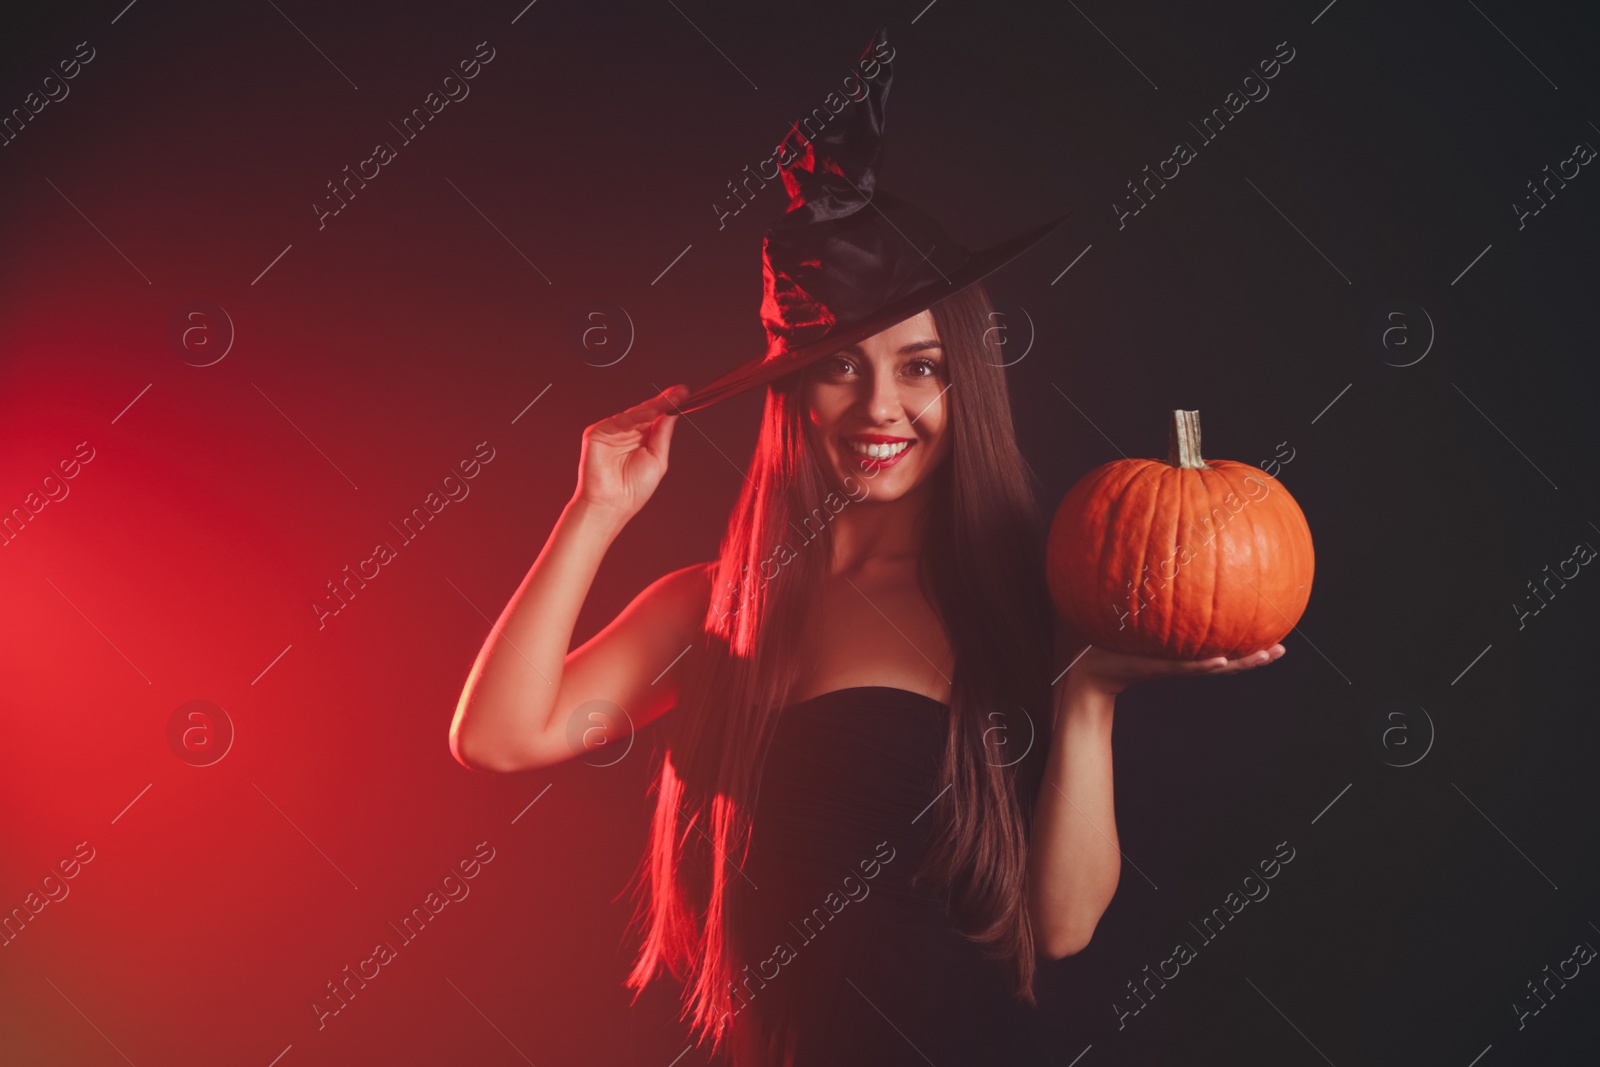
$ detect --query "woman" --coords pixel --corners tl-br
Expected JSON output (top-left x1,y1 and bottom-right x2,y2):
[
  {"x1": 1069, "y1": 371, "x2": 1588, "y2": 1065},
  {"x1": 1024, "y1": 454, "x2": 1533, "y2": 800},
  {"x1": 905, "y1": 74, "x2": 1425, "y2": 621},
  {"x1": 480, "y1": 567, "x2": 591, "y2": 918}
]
[
  {"x1": 448, "y1": 283, "x2": 1283, "y2": 1064},
  {"x1": 449, "y1": 27, "x2": 1284, "y2": 1065}
]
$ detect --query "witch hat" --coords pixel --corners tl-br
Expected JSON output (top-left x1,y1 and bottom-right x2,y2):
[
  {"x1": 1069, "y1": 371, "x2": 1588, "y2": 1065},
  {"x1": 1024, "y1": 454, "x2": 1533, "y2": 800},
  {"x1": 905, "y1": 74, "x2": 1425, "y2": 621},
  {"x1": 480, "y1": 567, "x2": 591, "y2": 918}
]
[{"x1": 675, "y1": 25, "x2": 1070, "y2": 414}]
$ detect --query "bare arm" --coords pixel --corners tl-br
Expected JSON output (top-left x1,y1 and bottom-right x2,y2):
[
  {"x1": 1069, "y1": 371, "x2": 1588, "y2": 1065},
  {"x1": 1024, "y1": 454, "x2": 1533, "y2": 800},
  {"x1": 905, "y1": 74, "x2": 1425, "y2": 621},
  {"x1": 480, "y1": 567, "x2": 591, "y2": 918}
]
[
  {"x1": 1027, "y1": 663, "x2": 1121, "y2": 959},
  {"x1": 1027, "y1": 629, "x2": 1286, "y2": 958},
  {"x1": 449, "y1": 384, "x2": 709, "y2": 773}
]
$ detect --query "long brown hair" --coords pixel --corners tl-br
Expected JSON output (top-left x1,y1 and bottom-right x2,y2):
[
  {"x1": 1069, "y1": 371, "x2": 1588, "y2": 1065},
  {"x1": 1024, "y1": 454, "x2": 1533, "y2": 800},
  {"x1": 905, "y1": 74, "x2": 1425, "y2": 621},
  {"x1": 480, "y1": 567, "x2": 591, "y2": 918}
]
[{"x1": 622, "y1": 280, "x2": 1056, "y2": 1052}]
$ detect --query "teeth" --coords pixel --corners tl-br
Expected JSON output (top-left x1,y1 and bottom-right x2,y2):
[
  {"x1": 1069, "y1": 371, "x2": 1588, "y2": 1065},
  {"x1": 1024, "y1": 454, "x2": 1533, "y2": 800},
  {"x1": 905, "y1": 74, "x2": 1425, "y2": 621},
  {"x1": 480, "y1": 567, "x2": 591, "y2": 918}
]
[{"x1": 848, "y1": 440, "x2": 910, "y2": 459}]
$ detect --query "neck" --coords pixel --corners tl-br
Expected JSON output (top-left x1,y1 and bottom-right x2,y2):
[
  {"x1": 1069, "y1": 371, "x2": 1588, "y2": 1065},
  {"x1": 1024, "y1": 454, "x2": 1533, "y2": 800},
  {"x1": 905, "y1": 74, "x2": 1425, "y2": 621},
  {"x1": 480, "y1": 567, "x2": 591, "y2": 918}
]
[{"x1": 828, "y1": 476, "x2": 937, "y2": 575}]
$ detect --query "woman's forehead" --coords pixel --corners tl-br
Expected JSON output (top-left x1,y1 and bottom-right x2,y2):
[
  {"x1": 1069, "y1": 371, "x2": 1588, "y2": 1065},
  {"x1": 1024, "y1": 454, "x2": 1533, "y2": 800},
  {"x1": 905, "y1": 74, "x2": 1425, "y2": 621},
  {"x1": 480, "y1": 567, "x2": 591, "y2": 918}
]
[{"x1": 842, "y1": 310, "x2": 941, "y2": 356}]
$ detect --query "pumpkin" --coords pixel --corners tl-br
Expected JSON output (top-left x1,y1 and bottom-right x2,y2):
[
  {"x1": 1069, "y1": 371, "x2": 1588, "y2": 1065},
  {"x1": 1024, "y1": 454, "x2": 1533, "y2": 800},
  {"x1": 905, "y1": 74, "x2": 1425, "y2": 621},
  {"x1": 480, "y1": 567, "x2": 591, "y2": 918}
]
[{"x1": 1046, "y1": 410, "x2": 1314, "y2": 660}]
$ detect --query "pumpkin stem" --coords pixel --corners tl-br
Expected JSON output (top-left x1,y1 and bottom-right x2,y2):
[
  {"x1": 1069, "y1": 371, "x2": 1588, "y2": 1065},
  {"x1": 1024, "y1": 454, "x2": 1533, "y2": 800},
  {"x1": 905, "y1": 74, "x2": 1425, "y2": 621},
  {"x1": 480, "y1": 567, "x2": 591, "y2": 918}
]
[{"x1": 1167, "y1": 410, "x2": 1209, "y2": 469}]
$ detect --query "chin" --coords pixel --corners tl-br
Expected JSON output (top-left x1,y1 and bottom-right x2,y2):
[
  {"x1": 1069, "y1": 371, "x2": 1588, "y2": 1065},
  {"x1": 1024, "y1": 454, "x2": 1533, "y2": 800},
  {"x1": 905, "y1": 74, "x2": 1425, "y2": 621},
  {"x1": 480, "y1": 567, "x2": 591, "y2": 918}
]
[{"x1": 836, "y1": 453, "x2": 933, "y2": 500}]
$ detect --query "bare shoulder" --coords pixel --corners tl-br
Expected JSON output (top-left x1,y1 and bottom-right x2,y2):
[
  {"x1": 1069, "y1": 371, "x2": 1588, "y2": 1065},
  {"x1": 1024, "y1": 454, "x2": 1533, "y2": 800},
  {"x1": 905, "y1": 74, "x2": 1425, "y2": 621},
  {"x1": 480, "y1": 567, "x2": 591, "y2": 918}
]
[
  {"x1": 655, "y1": 559, "x2": 717, "y2": 600},
  {"x1": 561, "y1": 559, "x2": 718, "y2": 730},
  {"x1": 624, "y1": 560, "x2": 716, "y2": 703},
  {"x1": 637, "y1": 560, "x2": 717, "y2": 631}
]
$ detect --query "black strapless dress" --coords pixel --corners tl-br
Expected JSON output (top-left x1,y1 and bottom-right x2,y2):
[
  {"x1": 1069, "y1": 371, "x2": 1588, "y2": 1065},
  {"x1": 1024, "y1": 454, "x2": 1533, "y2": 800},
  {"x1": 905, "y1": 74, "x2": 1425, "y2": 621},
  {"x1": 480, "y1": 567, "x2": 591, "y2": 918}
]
[{"x1": 721, "y1": 687, "x2": 1055, "y2": 1066}]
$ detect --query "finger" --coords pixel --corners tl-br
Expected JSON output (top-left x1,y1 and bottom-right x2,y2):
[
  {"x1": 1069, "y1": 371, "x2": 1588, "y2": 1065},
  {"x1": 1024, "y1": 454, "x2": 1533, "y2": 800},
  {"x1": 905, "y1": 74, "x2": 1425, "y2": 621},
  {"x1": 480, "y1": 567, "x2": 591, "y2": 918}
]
[
  {"x1": 621, "y1": 392, "x2": 678, "y2": 424},
  {"x1": 601, "y1": 388, "x2": 684, "y2": 432},
  {"x1": 1155, "y1": 657, "x2": 1227, "y2": 676},
  {"x1": 638, "y1": 384, "x2": 690, "y2": 421},
  {"x1": 1238, "y1": 646, "x2": 1286, "y2": 669},
  {"x1": 1204, "y1": 648, "x2": 1279, "y2": 674},
  {"x1": 644, "y1": 408, "x2": 678, "y2": 465},
  {"x1": 1111, "y1": 658, "x2": 1219, "y2": 682}
]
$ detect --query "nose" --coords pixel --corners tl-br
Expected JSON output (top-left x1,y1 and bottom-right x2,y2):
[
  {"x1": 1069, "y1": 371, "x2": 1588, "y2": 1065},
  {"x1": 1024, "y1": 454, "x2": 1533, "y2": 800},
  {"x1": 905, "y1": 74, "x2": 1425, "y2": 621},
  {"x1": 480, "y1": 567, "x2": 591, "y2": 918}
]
[{"x1": 861, "y1": 364, "x2": 903, "y2": 424}]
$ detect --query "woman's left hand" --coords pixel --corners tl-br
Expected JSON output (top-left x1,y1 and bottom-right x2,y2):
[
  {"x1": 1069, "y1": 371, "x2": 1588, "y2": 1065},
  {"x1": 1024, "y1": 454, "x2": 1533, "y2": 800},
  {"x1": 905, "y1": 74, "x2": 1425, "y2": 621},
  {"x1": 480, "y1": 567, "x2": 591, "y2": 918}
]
[{"x1": 1066, "y1": 643, "x2": 1287, "y2": 697}]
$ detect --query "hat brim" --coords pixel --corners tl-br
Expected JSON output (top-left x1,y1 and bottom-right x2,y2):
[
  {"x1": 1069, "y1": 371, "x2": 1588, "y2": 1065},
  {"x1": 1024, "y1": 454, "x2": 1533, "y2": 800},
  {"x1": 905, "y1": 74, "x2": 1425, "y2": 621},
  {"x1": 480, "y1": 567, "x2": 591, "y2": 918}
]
[{"x1": 674, "y1": 210, "x2": 1072, "y2": 414}]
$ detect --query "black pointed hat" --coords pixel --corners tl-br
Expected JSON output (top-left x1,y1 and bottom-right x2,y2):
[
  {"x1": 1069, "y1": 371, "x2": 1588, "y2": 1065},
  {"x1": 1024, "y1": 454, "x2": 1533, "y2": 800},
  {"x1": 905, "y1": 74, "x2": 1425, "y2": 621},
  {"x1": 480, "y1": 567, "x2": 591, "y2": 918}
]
[{"x1": 676, "y1": 25, "x2": 1070, "y2": 413}]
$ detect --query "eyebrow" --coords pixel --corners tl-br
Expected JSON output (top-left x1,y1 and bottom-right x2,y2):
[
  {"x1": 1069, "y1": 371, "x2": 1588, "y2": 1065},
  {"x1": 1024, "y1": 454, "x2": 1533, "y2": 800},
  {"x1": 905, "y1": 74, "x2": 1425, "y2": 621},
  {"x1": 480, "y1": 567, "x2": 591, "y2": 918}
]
[{"x1": 837, "y1": 339, "x2": 944, "y2": 356}]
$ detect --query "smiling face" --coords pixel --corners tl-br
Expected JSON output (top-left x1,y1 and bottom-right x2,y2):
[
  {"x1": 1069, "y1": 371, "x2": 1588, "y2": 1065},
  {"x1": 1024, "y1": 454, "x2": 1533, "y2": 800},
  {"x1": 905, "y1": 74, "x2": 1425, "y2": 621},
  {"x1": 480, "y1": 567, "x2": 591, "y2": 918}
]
[{"x1": 801, "y1": 310, "x2": 952, "y2": 502}]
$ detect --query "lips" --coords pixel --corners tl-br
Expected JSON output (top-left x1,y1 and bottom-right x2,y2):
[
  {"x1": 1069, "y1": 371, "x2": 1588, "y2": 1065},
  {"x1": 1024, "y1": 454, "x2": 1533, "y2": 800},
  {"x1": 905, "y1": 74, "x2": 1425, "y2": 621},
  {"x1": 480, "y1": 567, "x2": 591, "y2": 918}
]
[{"x1": 843, "y1": 434, "x2": 915, "y2": 471}]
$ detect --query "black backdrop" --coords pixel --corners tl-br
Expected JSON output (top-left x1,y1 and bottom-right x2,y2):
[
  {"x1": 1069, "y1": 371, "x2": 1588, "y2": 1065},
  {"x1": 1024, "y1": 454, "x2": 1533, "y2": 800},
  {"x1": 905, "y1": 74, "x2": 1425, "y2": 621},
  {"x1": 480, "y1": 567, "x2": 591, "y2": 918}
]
[{"x1": 1, "y1": 1, "x2": 1596, "y2": 1065}]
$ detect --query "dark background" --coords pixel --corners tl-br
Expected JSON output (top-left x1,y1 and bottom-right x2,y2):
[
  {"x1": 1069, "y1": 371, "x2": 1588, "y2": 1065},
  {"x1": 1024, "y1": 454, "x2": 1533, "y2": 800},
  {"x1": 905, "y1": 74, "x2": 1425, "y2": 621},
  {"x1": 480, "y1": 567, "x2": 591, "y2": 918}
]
[{"x1": 2, "y1": 1, "x2": 1596, "y2": 1064}]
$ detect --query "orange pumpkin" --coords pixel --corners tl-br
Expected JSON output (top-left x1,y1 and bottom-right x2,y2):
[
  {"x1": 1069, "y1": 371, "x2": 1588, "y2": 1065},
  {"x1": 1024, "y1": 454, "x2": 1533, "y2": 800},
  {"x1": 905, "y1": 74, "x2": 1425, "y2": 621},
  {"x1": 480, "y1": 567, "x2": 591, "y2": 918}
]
[{"x1": 1046, "y1": 410, "x2": 1314, "y2": 660}]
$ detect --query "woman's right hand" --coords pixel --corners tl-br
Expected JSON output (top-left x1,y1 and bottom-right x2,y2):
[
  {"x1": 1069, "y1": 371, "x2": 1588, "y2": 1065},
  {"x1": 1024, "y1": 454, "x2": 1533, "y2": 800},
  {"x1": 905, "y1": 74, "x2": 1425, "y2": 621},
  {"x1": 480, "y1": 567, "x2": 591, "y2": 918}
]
[{"x1": 572, "y1": 384, "x2": 690, "y2": 521}]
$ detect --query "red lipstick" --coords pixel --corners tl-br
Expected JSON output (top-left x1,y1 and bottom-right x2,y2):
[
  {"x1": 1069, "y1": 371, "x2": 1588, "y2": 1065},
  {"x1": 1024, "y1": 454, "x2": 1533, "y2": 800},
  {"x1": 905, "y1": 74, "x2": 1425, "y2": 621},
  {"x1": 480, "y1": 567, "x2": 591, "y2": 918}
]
[{"x1": 842, "y1": 433, "x2": 916, "y2": 472}]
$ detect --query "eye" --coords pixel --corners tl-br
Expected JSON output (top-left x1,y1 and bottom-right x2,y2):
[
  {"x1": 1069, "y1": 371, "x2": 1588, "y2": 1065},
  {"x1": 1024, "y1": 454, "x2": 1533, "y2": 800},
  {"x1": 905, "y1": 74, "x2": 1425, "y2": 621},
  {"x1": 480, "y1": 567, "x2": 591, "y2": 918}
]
[
  {"x1": 821, "y1": 355, "x2": 857, "y2": 376},
  {"x1": 905, "y1": 356, "x2": 942, "y2": 378}
]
